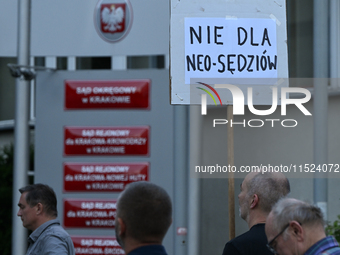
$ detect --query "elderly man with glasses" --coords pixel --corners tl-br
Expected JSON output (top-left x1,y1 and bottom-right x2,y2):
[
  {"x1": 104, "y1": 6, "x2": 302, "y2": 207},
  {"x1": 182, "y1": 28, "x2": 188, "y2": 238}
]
[{"x1": 265, "y1": 198, "x2": 340, "y2": 255}]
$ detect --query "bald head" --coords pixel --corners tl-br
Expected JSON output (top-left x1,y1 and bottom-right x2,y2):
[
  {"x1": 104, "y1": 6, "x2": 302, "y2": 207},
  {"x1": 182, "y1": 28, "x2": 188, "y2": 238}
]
[{"x1": 245, "y1": 171, "x2": 290, "y2": 213}]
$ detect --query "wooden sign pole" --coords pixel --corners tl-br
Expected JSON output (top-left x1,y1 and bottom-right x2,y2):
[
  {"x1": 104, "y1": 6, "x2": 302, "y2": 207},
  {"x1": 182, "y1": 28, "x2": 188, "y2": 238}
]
[{"x1": 227, "y1": 105, "x2": 235, "y2": 240}]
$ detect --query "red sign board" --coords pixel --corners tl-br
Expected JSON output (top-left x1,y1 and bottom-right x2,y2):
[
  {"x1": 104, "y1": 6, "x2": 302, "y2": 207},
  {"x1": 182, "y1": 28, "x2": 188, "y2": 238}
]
[
  {"x1": 64, "y1": 126, "x2": 149, "y2": 156},
  {"x1": 64, "y1": 199, "x2": 117, "y2": 228},
  {"x1": 71, "y1": 236, "x2": 124, "y2": 255},
  {"x1": 65, "y1": 80, "x2": 150, "y2": 109},
  {"x1": 64, "y1": 162, "x2": 149, "y2": 192}
]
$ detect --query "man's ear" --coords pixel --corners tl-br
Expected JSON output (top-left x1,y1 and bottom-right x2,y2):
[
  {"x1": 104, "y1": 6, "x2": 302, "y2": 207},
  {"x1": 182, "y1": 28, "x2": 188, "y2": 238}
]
[
  {"x1": 289, "y1": 221, "x2": 304, "y2": 241},
  {"x1": 36, "y1": 203, "x2": 43, "y2": 215},
  {"x1": 117, "y1": 218, "x2": 126, "y2": 236},
  {"x1": 250, "y1": 194, "x2": 259, "y2": 209}
]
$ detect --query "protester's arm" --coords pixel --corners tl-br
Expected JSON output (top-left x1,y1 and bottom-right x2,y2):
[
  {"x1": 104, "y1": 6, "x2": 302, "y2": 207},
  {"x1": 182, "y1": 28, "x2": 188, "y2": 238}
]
[{"x1": 40, "y1": 235, "x2": 74, "y2": 255}]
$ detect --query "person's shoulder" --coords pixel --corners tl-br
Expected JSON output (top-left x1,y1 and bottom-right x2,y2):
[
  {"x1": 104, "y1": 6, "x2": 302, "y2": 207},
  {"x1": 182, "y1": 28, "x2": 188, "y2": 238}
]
[
  {"x1": 39, "y1": 230, "x2": 74, "y2": 254},
  {"x1": 128, "y1": 245, "x2": 167, "y2": 255},
  {"x1": 318, "y1": 236, "x2": 340, "y2": 255},
  {"x1": 222, "y1": 230, "x2": 254, "y2": 255},
  {"x1": 231, "y1": 224, "x2": 265, "y2": 243},
  {"x1": 230, "y1": 228, "x2": 257, "y2": 244},
  {"x1": 222, "y1": 224, "x2": 270, "y2": 255},
  {"x1": 320, "y1": 246, "x2": 340, "y2": 255},
  {"x1": 222, "y1": 240, "x2": 242, "y2": 255},
  {"x1": 44, "y1": 220, "x2": 72, "y2": 242}
]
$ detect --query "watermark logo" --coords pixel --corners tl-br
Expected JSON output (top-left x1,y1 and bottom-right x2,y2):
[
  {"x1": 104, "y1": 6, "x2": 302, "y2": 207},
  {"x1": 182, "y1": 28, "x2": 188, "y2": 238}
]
[
  {"x1": 196, "y1": 82, "x2": 223, "y2": 106},
  {"x1": 195, "y1": 80, "x2": 312, "y2": 128}
]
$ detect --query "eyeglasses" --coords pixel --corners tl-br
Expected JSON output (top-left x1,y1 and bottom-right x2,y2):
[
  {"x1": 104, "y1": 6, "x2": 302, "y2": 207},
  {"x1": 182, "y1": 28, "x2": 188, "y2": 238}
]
[{"x1": 266, "y1": 223, "x2": 290, "y2": 254}]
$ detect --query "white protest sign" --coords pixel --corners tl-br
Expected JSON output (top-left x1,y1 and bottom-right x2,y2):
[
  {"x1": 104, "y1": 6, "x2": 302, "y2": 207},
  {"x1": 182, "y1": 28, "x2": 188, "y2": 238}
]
[
  {"x1": 170, "y1": 0, "x2": 288, "y2": 105},
  {"x1": 185, "y1": 18, "x2": 277, "y2": 83}
]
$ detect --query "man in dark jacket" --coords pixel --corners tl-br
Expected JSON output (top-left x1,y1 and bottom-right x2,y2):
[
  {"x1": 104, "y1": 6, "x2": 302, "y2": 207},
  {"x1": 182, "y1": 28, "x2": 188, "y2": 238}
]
[{"x1": 222, "y1": 171, "x2": 290, "y2": 255}]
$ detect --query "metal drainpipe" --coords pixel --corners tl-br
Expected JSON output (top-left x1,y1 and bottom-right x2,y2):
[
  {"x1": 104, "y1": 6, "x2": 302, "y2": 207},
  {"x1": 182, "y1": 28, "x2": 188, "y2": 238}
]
[
  {"x1": 12, "y1": 0, "x2": 31, "y2": 254},
  {"x1": 313, "y1": 0, "x2": 329, "y2": 220}
]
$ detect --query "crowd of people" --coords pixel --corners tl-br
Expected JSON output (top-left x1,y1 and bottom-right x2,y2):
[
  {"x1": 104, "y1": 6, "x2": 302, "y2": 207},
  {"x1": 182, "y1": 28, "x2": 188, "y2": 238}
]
[{"x1": 16, "y1": 172, "x2": 340, "y2": 255}]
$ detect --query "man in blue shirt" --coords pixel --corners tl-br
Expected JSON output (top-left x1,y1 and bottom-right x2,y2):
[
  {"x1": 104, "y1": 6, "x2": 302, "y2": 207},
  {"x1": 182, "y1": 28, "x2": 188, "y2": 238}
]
[
  {"x1": 17, "y1": 183, "x2": 75, "y2": 255},
  {"x1": 114, "y1": 181, "x2": 172, "y2": 255},
  {"x1": 265, "y1": 198, "x2": 340, "y2": 255}
]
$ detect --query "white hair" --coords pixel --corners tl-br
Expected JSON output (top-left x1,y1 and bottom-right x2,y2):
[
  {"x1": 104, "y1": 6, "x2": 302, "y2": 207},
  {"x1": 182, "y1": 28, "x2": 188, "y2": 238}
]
[{"x1": 270, "y1": 198, "x2": 324, "y2": 232}]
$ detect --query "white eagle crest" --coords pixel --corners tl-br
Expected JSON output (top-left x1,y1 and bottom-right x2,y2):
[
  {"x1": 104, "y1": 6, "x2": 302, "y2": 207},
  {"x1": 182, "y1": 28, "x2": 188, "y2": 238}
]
[{"x1": 101, "y1": 5, "x2": 124, "y2": 32}]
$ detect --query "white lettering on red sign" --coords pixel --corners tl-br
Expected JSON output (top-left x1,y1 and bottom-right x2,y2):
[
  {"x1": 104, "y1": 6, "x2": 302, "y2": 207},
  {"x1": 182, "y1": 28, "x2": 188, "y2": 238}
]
[
  {"x1": 71, "y1": 137, "x2": 147, "y2": 146},
  {"x1": 79, "y1": 202, "x2": 116, "y2": 210},
  {"x1": 89, "y1": 96, "x2": 131, "y2": 104},
  {"x1": 76, "y1": 87, "x2": 92, "y2": 95},
  {"x1": 72, "y1": 236, "x2": 124, "y2": 255},
  {"x1": 78, "y1": 165, "x2": 129, "y2": 173},
  {"x1": 65, "y1": 80, "x2": 150, "y2": 110},
  {"x1": 76, "y1": 86, "x2": 138, "y2": 95},
  {"x1": 63, "y1": 163, "x2": 149, "y2": 192},
  {"x1": 81, "y1": 130, "x2": 131, "y2": 137}
]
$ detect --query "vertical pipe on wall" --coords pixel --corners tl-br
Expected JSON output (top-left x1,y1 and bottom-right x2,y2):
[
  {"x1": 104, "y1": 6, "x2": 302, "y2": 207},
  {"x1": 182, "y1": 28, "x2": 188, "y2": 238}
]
[
  {"x1": 330, "y1": 0, "x2": 340, "y2": 88},
  {"x1": 174, "y1": 105, "x2": 189, "y2": 255},
  {"x1": 313, "y1": 0, "x2": 329, "y2": 220},
  {"x1": 227, "y1": 105, "x2": 235, "y2": 240},
  {"x1": 12, "y1": 0, "x2": 31, "y2": 254},
  {"x1": 188, "y1": 106, "x2": 201, "y2": 255}
]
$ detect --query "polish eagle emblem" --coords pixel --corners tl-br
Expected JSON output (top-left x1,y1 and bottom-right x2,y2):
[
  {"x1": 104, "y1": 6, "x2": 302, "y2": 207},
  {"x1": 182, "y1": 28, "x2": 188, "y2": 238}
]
[{"x1": 100, "y1": 4, "x2": 126, "y2": 33}]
